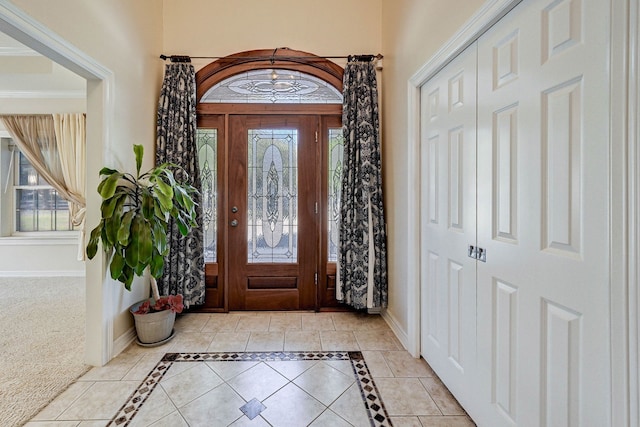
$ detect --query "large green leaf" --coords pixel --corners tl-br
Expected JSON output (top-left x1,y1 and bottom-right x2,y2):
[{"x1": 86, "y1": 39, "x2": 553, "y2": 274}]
[
  {"x1": 142, "y1": 190, "x2": 154, "y2": 220},
  {"x1": 101, "y1": 193, "x2": 122, "y2": 219},
  {"x1": 100, "y1": 224, "x2": 112, "y2": 252},
  {"x1": 125, "y1": 216, "x2": 141, "y2": 268},
  {"x1": 86, "y1": 221, "x2": 104, "y2": 259},
  {"x1": 154, "y1": 187, "x2": 173, "y2": 211},
  {"x1": 154, "y1": 165, "x2": 176, "y2": 187},
  {"x1": 98, "y1": 172, "x2": 123, "y2": 199},
  {"x1": 98, "y1": 167, "x2": 119, "y2": 176},
  {"x1": 105, "y1": 196, "x2": 125, "y2": 244},
  {"x1": 174, "y1": 186, "x2": 196, "y2": 218},
  {"x1": 176, "y1": 215, "x2": 189, "y2": 236},
  {"x1": 133, "y1": 144, "x2": 144, "y2": 177},
  {"x1": 152, "y1": 220, "x2": 168, "y2": 255},
  {"x1": 154, "y1": 200, "x2": 168, "y2": 221},
  {"x1": 149, "y1": 250, "x2": 164, "y2": 278},
  {"x1": 117, "y1": 210, "x2": 135, "y2": 246},
  {"x1": 134, "y1": 261, "x2": 146, "y2": 277},
  {"x1": 120, "y1": 265, "x2": 134, "y2": 291},
  {"x1": 137, "y1": 219, "x2": 153, "y2": 264},
  {"x1": 125, "y1": 215, "x2": 152, "y2": 269},
  {"x1": 110, "y1": 251, "x2": 126, "y2": 280},
  {"x1": 155, "y1": 176, "x2": 173, "y2": 199}
]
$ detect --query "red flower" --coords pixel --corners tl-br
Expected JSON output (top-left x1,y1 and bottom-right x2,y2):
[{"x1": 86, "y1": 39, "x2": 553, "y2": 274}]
[
  {"x1": 133, "y1": 294, "x2": 184, "y2": 314},
  {"x1": 133, "y1": 300, "x2": 152, "y2": 314}
]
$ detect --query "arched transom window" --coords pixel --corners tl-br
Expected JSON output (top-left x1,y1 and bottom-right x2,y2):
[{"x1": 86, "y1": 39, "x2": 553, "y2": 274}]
[{"x1": 200, "y1": 69, "x2": 343, "y2": 104}]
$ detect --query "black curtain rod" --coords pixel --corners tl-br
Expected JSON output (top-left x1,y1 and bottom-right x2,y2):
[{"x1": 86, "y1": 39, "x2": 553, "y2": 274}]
[{"x1": 159, "y1": 53, "x2": 383, "y2": 63}]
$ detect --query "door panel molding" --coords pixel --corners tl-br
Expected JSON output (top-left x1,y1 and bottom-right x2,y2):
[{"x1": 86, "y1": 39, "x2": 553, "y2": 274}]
[
  {"x1": 407, "y1": 0, "x2": 526, "y2": 359},
  {"x1": 409, "y1": 0, "x2": 635, "y2": 425}
]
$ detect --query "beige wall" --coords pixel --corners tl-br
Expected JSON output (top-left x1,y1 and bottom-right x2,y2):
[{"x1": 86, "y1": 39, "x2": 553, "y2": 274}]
[
  {"x1": 11, "y1": 0, "x2": 163, "y2": 170},
  {"x1": 380, "y1": 0, "x2": 485, "y2": 339},
  {"x1": 163, "y1": 0, "x2": 382, "y2": 71},
  {"x1": 0, "y1": 239, "x2": 84, "y2": 275},
  {"x1": 9, "y1": 0, "x2": 164, "y2": 360},
  {"x1": 4, "y1": 0, "x2": 490, "y2": 362}
]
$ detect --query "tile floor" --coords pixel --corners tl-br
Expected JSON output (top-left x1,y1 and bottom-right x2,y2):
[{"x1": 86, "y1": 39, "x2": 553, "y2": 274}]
[{"x1": 26, "y1": 312, "x2": 476, "y2": 427}]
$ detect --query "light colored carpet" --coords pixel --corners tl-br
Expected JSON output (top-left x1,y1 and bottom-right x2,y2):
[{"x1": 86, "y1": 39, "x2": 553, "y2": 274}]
[{"x1": 0, "y1": 276, "x2": 89, "y2": 427}]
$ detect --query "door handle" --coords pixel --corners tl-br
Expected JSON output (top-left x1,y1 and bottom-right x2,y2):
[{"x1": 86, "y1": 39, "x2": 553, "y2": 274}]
[
  {"x1": 230, "y1": 219, "x2": 238, "y2": 227},
  {"x1": 468, "y1": 245, "x2": 486, "y2": 262},
  {"x1": 468, "y1": 245, "x2": 477, "y2": 259},
  {"x1": 231, "y1": 206, "x2": 238, "y2": 213}
]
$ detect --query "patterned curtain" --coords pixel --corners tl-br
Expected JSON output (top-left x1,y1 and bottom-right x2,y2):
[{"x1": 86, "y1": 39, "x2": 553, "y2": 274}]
[
  {"x1": 337, "y1": 59, "x2": 388, "y2": 309},
  {"x1": 156, "y1": 61, "x2": 205, "y2": 308}
]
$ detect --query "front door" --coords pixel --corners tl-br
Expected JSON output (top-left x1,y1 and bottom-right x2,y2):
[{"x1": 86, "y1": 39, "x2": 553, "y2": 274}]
[{"x1": 227, "y1": 115, "x2": 319, "y2": 310}]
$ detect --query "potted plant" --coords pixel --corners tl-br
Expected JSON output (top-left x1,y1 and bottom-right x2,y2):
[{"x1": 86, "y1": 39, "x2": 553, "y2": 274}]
[{"x1": 86, "y1": 144, "x2": 198, "y2": 345}]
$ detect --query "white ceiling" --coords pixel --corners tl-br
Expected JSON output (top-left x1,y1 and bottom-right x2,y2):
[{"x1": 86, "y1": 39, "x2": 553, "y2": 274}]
[{"x1": 0, "y1": 31, "x2": 86, "y2": 99}]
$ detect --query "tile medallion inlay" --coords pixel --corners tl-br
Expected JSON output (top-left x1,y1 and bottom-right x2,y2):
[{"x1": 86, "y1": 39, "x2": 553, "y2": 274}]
[
  {"x1": 239, "y1": 397, "x2": 267, "y2": 420},
  {"x1": 109, "y1": 351, "x2": 392, "y2": 426}
]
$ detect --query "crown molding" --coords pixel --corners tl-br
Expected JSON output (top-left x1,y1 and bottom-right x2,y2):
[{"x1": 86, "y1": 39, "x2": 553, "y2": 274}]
[
  {"x1": 0, "y1": 46, "x2": 38, "y2": 56},
  {"x1": 0, "y1": 89, "x2": 85, "y2": 99}
]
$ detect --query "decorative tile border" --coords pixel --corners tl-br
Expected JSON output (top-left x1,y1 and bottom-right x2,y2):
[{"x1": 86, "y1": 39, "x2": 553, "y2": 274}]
[{"x1": 109, "y1": 351, "x2": 392, "y2": 427}]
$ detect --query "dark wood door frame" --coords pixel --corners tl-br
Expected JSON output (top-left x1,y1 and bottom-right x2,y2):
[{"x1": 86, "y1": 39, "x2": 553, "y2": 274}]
[
  {"x1": 194, "y1": 49, "x2": 347, "y2": 312},
  {"x1": 227, "y1": 115, "x2": 319, "y2": 310}
]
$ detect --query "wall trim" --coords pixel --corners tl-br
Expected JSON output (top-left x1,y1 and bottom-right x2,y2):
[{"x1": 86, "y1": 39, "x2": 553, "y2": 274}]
[
  {"x1": 0, "y1": 237, "x2": 79, "y2": 245},
  {"x1": 0, "y1": 0, "x2": 115, "y2": 367},
  {"x1": 0, "y1": 270, "x2": 84, "y2": 277},
  {"x1": 0, "y1": 46, "x2": 37, "y2": 56},
  {"x1": 112, "y1": 326, "x2": 136, "y2": 358},
  {"x1": 381, "y1": 309, "x2": 409, "y2": 351},
  {"x1": 616, "y1": 0, "x2": 640, "y2": 424},
  {"x1": 406, "y1": 0, "x2": 524, "y2": 360},
  {"x1": 0, "y1": 89, "x2": 85, "y2": 99},
  {"x1": 408, "y1": 0, "x2": 523, "y2": 88},
  {"x1": 632, "y1": 0, "x2": 640, "y2": 421},
  {"x1": 608, "y1": 0, "x2": 638, "y2": 425}
]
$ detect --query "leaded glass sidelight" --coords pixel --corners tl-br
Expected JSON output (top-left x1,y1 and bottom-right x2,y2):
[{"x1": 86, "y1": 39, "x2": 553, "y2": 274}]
[
  {"x1": 328, "y1": 128, "x2": 344, "y2": 262},
  {"x1": 196, "y1": 129, "x2": 217, "y2": 262},
  {"x1": 248, "y1": 129, "x2": 298, "y2": 263}
]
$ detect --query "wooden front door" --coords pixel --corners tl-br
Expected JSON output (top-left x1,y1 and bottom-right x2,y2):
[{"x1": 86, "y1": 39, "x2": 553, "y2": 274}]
[{"x1": 227, "y1": 115, "x2": 319, "y2": 310}]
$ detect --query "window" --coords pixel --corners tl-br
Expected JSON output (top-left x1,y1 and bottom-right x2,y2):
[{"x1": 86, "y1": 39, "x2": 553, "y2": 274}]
[
  {"x1": 200, "y1": 69, "x2": 343, "y2": 104},
  {"x1": 3, "y1": 141, "x2": 74, "y2": 233},
  {"x1": 196, "y1": 129, "x2": 217, "y2": 262},
  {"x1": 328, "y1": 127, "x2": 343, "y2": 262}
]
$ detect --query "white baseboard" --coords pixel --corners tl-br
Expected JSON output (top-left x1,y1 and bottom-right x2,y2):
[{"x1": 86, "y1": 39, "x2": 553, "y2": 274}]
[
  {"x1": 381, "y1": 309, "x2": 409, "y2": 352},
  {"x1": 112, "y1": 327, "x2": 136, "y2": 360},
  {"x1": 0, "y1": 270, "x2": 85, "y2": 277}
]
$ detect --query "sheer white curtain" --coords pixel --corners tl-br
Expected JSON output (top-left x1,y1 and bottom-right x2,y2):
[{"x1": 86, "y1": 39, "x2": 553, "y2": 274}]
[
  {"x1": 1, "y1": 114, "x2": 87, "y2": 259},
  {"x1": 53, "y1": 114, "x2": 87, "y2": 260}
]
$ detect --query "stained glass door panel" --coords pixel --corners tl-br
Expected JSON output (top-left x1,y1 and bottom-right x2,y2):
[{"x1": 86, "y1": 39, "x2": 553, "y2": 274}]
[
  {"x1": 228, "y1": 115, "x2": 318, "y2": 310},
  {"x1": 247, "y1": 129, "x2": 298, "y2": 264},
  {"x1": 318, "y1": 116, "x2": 348, "y2": 309},
  {"x1": 196, "y1": 115, "x2": 225, "y2": 311}
]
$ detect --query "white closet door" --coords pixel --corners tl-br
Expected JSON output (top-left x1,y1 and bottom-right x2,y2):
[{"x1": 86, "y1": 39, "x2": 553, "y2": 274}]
[
  {"x1": 420, "y1": 42, "x2": 478, "y2": 406},
  {"x1": 476, "y1": 0, "x2": 611, "y2": 426}
]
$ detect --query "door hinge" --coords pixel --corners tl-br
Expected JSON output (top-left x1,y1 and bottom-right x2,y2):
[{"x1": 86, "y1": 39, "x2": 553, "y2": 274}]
[
  {"x1": 315, "y1": 202, "x2": 318, "y2": 214},
  {"x1": 315, "y1": 130, "x2": 318, "y2": 143},
  {"x1": 314, "y1": 272, "x2": 318, "y2": 285}
]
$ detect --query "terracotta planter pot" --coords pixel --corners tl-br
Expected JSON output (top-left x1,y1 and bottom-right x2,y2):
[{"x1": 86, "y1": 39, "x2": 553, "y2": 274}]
[{"x1": 130, "y1": 299, "x2": 176, "y2": 344}]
